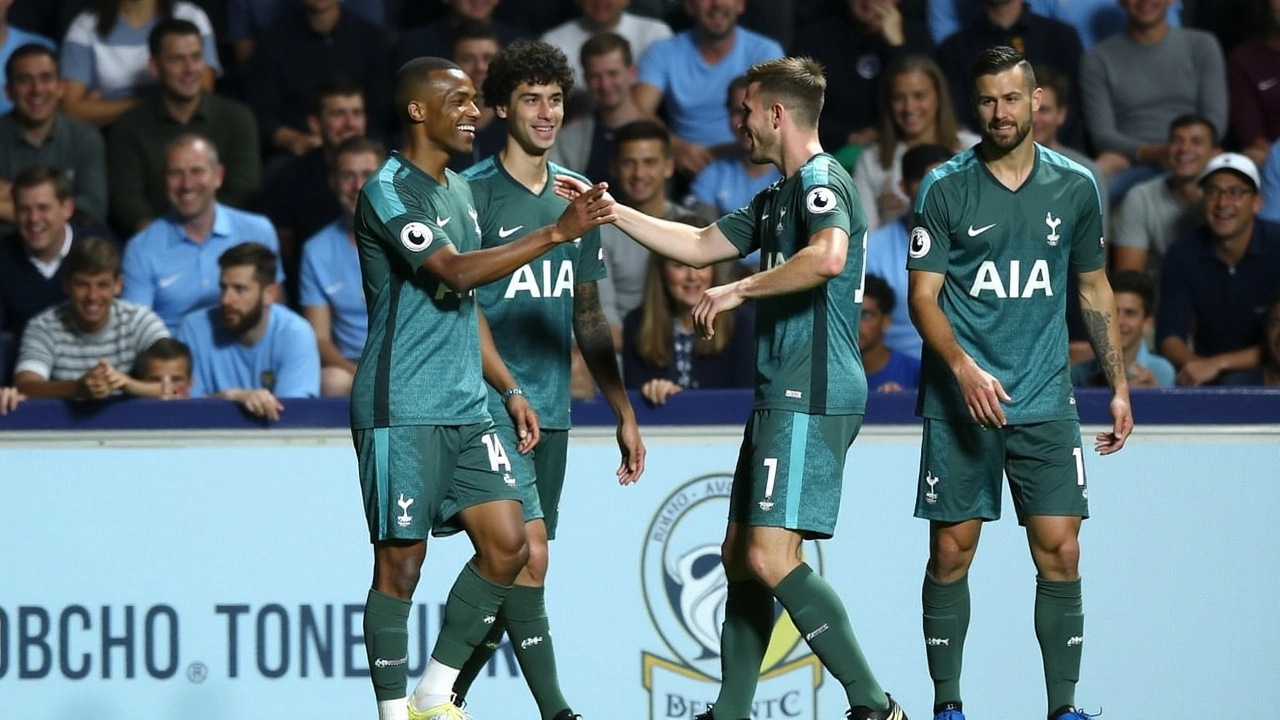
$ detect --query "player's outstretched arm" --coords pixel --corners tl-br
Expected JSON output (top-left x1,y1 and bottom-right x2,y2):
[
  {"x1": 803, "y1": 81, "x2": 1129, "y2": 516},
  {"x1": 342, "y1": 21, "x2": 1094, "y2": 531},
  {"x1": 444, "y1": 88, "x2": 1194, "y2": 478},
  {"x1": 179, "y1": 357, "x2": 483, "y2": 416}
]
[
  {"x1": 553, "y1": 174, "x2": 739, "y2": 268},
  {"x1": 909, "y1": 269, "x2": 1011, "y2": 428},
  {"x1": 573, "y1": 280, "x2": 645, "y2": 484},
  {"x1": 478, "y1": 307, "x2": 539, "y2": 454},
  {"x1": 1077, "y1": 267, "x2": 1133, "y2": 454},
  {"x1": 423, "y1": 183, "x2": 617, "y2": 293}
]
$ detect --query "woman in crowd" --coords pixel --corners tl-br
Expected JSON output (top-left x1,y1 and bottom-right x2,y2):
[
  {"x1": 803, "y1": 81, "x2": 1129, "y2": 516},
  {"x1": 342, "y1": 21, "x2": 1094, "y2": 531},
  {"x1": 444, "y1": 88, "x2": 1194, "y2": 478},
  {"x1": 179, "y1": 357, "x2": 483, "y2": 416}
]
[
  {"x1": 61, "y1": 0, "x2": 221, "y2": 127},
  {"x1": 853, "y1": 53, "x2": 979, "y2": 230},
  {"x1": 623, "y1": 256, "x2": 754, "y2": 406}
]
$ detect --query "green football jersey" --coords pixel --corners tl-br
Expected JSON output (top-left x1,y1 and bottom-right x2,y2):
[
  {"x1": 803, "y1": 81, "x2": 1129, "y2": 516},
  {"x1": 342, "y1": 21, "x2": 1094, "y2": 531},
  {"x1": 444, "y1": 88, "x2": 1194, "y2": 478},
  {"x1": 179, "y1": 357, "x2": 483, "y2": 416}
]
[
  {"x1": 463, "y1": 157, "x2": 606, "y2": 430},
  {"x1": 350, "y1": 151, "x2": 490, "y2": 429},
  {"x1": 716, "y1": 153, "x2": 868, "y2": 416},
  {"x1": 907, "y1": 145, "x2": 1106, "y2": 424}
]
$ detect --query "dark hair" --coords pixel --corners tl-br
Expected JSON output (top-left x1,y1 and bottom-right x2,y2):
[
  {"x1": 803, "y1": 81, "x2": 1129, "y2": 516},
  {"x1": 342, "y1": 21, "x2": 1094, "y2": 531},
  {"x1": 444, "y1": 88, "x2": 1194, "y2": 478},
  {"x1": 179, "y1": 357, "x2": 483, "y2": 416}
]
[
  {"x1": 482, "y1": 39, "x2": 574, "y2": 109},
  {"x1": 862, "y1": 274, "x2": 895, "y2": 315},
  {"x1": 218, "y1": 242, "x2": 278, "y2": 288},
  {"x1": 11, "y1": 165, "x2": 73, "y2": 203},
  {"x1": 4, "y1": 43, "x2": 58, "y2": 85},
  {"x1": 1108, "y1": 270, "x2": 1156, "y2": 317},
  {"x1": 1168, "y1": 113, "x2": 1219, "y2": 146},
  {"x1": 614, "y1": 120, "x2": 670, "y2": 153},
  {"x1": 1033, "y1": 63, "x2": 1070, "y2": 107},
  {"x1": 745, "y1": 56, "x2": 826, "y2": 130},
  {"x1": 94, "y1": 0, "x2": 175, "y2": 39},
  {"x1": 394, "y1": 57, "x2": 463, "y2": 125},
  {"x1": 971, "y1": 45, "x2": 1036, "y2": 93},
  {"x1": 147, "y1": 18, "x2": 202, "y2": 58},
  {"x1": 140, "y1": 337, "x2": 192, "y2": 365},
  {"x1": 635, "y1": 256, "x2": 737, "y2": 365},
  {"x1": 726, "y1": 74, "x2": 749, "y2": 107},
  {"x1": 876, "y1": 54, "x2": 962, "y2": 170},
  {"x1": 64, "y1": 236, "x2": 120, "y2": 277},
  {"x1": 901, "y1": 144, "x2": 953, "y2": 184},
  {"x1": 333, "y1": 135, "x2": 387, "y2": 165},
  {"x1": 580, "y1": 31, "x2": 632, "y2": 68},
  {"x1": 452, "y1": 18, "x2": 499, "y2": 51},
  {"x1": 309, "y1": 76, "x2": 366, "y2": 117}
]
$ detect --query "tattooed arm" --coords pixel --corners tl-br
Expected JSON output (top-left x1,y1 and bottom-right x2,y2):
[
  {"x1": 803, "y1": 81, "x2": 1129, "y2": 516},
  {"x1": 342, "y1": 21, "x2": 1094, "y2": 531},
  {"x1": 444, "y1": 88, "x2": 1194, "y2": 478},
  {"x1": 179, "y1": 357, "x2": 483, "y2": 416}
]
[
  {"x1": 574, "y1": 280, "x2": 646, "y2": 484},
  {"x1": 1077, "y1": 267, "x2": 1133, "y2": 454}
]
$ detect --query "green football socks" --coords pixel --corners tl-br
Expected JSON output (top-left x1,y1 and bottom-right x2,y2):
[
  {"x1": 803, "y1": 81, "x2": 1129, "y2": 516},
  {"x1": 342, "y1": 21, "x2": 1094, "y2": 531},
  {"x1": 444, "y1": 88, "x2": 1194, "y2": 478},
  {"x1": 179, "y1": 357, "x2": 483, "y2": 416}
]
[
  {"x1": 502, "y1": 585, "x2": 570, "y2": 720},
  {"x1": 711, "y1": 579, "x2": 776, "y2": 719},
  {"x1": 451, "y1": 613, "x2": 506, "y2": 702},
  {"x1": 922, "y1": 572, "x2": 970, "y2": 708},
  {"x1": 1035, "y1": 577, "x2": 1084, "y2": 714},
  {"x1": 364, "y1": 589, "x2": 411, "y2": 701},
  {"x1": 431, "y1": 562, "x2": 513, "y2": 668},
  {"x1": 773, "y1": 564, "x2": 888, "y2": 711}
]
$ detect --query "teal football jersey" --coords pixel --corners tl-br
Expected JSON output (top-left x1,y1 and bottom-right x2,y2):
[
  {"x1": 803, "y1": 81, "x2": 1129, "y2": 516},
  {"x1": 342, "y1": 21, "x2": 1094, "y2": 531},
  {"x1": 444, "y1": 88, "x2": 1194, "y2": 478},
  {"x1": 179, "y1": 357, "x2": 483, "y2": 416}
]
[
  {"x1": 463, "y1": 157, "x2": 607, "y2": 430},
  {"x1": 907, "y1": 145, "x2": 1106, "y2": 423},
  {"x1": 350, "y1": 151, "x2": 490, "y2": 429},
  {"x1": 716, "y1": 153, "x2": 869, "y2": 416}
]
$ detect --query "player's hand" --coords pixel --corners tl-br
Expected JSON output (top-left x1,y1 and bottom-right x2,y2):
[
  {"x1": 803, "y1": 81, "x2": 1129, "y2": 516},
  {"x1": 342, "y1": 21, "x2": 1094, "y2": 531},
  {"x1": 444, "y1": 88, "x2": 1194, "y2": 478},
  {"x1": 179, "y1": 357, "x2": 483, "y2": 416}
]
[
  {"x1": 952, "y1": 356, "x2": 1010, "y2": 428},
  {"x1": 875, "y1": 381, "x2": 905, "y2": 393},
  {"x1": 693, "y1": 282, "x2": 744, "y2": 339},
  {"x1": 616, "y1": 416, "x2": 645, "y2": 485},
  {"x1": 555, "y1": 182, "x2": 617, "y2": 240},
  {"x1": 671, "y1": 136, "x2": 714, "y2": 176},
  {"x1": 1127, "y1": 363, "x2": 1158, "y2": 388},
  {"x1": 641, "y1": 378, "x2": 684, "y2": 406},
  {"x1": 238, "y1": 389, "x2": 284, "y2": 422},
  {"x1": 0, "y1": 386, "x2": 24, "y2": 415},
  {"x1": 1176, "y1": 357, "x2": 1221, "y2": 386},
  {"x1": 504, "y1": 394, "x2": 541, "y2": 453},
  {"x1": 1095, "y1": 393, "x2": 1133, "y2": 455},
  {"x1": 553, "y1": 173, "x2": 591, "y2": 202}
]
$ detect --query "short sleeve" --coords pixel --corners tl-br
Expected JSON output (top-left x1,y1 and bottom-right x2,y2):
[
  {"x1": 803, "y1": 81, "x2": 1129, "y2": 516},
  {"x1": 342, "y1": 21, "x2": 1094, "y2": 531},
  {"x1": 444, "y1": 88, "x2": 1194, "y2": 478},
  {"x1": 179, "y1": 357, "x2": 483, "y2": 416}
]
[
  {"x1": 364, "y1": 182, "x2": 454, "y2": 270},
  {"x1": 133, "y1": 308, "x2": 171, "y2": 353},
  {"x1": 905, "y1": 175, "x2": 952, "y2": 274},
  {"x1": 1069, "y1": 173, "x2": 1106, "y2": 274},
  {"x1": 176, "y1": 2, "x2": 224, "y2": 75},
  {"x1": 714, "y1": 194, "x2": 762, "y2": 257},
  {"x1": 298, "y1": 244, "x2": 325, "y2": 307},
  {"x1": 798, "y1": 173, "x2": 856, "y2": 239},
  {"x1": 576, "y1": 226, "x2": 607, "y2": 284},
  {"x1": 121, "y1": 238, "x2": 154, "y2": 306},
  {"x1": 14, "y1": 314, "x2": 56, "y2": 379},
  {"x1": 271, "y1": 315, "x2": 321, "y2": 398},
  {"x1": 60, "y1": 14, "x2": 97, "y2": 86},
  {"x1": 636, "y1": 37, "x2": 671, "y2": 93}
]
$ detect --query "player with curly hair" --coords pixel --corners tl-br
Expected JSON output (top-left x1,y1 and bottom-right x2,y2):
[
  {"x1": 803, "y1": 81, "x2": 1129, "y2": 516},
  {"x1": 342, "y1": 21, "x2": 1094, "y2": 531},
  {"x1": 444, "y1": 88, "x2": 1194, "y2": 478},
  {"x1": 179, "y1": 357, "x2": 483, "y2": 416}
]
[{"x1": 422, "y1": 39, "x2": 647, "y2": 720}]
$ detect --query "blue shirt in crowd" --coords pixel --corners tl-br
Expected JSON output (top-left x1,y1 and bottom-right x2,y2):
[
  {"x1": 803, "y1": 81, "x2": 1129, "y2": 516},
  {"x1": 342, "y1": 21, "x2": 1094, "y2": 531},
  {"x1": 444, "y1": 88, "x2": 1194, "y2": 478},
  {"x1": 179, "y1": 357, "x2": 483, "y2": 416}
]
[
  {"x1": 928, "y1": 0, "x2": 1181, "y2": 47},
  {"x1": 122, "y1": 204, "x2": 283, "y2": 333},
  {"x1": 298, "y1": 220, "x2": 367, "y2": 361},
  {"x1": 691, "y1": 155, "x2": 781, "y2": 215},
  {"x1": 866, "y1": 351, "x2": 921, "y2": 392},
  {"x1": 179, "y1": 304, "x2": 320, "y2": 398},
  {"x1": 865, "y1": 218, "x2": 924, "y2": 359},
  {"x1": 637, "y1": 27, "x2": 783, "y2": 148},
  {"x1": 1260, "y1": 140, "x2": 1280, "y2": 223},
  {"x1": 0, "y1": 26, "x2": 56, "y2": 115}
]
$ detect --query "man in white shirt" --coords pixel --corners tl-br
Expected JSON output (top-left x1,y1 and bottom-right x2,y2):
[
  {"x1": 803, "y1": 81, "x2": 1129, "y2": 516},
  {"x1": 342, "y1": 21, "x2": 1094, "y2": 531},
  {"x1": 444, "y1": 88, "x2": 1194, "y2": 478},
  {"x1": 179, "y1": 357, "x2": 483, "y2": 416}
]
[{"x1": 540, "y1": 0, "x2": 671, "y2": 88}]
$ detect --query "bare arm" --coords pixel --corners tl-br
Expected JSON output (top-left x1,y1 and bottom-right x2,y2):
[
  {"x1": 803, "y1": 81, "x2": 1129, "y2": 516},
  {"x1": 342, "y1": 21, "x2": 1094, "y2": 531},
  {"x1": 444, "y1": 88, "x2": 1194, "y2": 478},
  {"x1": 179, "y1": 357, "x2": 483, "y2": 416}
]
[
  {"x1": 908, "y1": 269, "x2": 1011, "y2": 428},
  {"x1": 1077, "y1": 267, "x2": 1134, "y2": 453},
  {"x1": 302, "y1": 305, "x2": 357, "y2": 373},
  {"x1": 1111, "y1": 246, "x2": 1148, "y2": 274},
  {"x1": 424, "y1": 183, "x2": 616, "y2": 293},
  {"x1": 0, "y1": 180, "x2": 13, "y2": 223},
  {"x1": 734, "y1": 227, "x2": 847, "y2": 299},
  {"x1": 1160, "y1": 335, "x2": 1262, "y2": 386},
  {"x1": 574, "y1": 281, "x2": 644, "y2": 483},
  {"x1": 13, "y1": 371, "x2": 85, "y2": 399},
  {"x1": 60, "y1": 81, "x2": 141, "y2": 128},
  {"x1": 478, "y1": 307, "x2": 538, "y2": 454},
  {"x1": 555, "y1": 175, "x2": 738, "y2": 268},
  {"x1": 632, "y1": 83, "x2": 662, "y2": 117}
]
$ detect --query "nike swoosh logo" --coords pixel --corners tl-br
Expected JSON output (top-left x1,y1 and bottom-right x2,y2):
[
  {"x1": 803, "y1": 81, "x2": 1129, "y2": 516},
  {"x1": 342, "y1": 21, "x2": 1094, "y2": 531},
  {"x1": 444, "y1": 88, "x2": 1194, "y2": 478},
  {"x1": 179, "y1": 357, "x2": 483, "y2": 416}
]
[
  {"x1": 498, "y1": 225, "x2": 523, "y2": 238},
  {"x1": 158, "y1": 274, "x2": 182, "y2": 288},
  {"x1": 324, "y1": 283, "x2": 344, "y2": 294},
  {"x1": 968, "y1": 223, "x2": 997, "y2": 237},
  {"x1": 436, "y1": 216, "x2": 451, "y2": 227},
  {"x1": 1260, "y1": 78, "x2": 1279, "y2": 91}
]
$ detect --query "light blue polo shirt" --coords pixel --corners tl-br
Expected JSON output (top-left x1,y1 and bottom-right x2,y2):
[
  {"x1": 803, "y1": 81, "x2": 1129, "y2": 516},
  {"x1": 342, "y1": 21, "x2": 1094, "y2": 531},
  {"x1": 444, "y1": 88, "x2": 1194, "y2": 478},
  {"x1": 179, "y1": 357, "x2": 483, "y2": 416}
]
[
  {"x1": 0, "y1": 27, "x2": 57, "y2": 115},
  {"x1": 179, "y1": 304, "x2": 320, "y2": 398},
  {"x1": 122, "y1": 203, "x2": 283, "y2": 332},
  {"x1": 1261, "y1": 140, "x2": 1280, "y2": 223},
  {"x1": 637, "y1": 28, "x2": 783, "y2": 148},
  {"x1": 298, "y1": 219, "x2": 367, "y2": 361},
  {"x1": 865, "y1": 217, "x2": 923, "y2": 360},
  {"x1": 690, "y1": 155, "x2": 781, "y2": 215}
]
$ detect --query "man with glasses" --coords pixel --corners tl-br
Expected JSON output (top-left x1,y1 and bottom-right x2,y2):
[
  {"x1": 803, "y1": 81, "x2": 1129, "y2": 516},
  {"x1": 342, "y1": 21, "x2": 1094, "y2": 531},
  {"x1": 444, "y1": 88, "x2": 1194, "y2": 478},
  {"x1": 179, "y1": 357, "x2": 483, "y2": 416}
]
[{"x1": 1157, "y1": 153, "x2": 1280, "y2": 385}]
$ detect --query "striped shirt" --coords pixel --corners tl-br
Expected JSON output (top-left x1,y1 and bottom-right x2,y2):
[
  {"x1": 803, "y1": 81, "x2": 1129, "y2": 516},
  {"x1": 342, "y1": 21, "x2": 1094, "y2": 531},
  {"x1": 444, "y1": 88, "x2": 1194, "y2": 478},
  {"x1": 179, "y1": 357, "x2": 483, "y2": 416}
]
[{"x1": 16, "y1": 300, "x2": 169, "y2": 381}]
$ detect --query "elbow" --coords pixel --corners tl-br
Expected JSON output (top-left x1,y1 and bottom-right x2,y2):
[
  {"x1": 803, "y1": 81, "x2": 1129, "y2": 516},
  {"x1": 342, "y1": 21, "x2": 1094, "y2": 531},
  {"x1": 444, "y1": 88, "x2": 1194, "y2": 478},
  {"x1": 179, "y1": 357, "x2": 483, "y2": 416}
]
[{"x1": 816, "y1": 253, "x2": 845, "y2": 280}]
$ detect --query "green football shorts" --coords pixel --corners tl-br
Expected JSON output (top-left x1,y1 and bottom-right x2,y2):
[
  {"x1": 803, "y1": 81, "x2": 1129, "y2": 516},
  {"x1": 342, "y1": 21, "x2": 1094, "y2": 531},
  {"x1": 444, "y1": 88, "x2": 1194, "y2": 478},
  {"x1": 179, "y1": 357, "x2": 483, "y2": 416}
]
[
  {"x1": 353, "y1": 422, "x2": 521, "y2": 542},
  {"x1": 914, "y1": 418, "x2": 1090, "y2": 525},
  {"x1": 728, "y1": 409, "x2": 863, "y2": 539},
  {"x1": 491, "y1": 423, "x2": 570, "y2": 539}
]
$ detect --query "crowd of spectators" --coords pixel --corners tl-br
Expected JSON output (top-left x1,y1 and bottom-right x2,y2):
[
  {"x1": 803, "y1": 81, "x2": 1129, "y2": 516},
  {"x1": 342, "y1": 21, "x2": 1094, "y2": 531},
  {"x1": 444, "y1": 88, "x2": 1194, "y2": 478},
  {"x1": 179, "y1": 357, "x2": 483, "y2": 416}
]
[{"x1": 0, "y1": 0, "x2": 1277, "y2": 420}]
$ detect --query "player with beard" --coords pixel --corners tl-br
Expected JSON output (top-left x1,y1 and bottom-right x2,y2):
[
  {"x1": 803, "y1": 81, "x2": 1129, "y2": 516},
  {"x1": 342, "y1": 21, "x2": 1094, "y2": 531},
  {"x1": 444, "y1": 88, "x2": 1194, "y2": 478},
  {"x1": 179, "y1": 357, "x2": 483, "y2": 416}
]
[
  {"x1": 446, "y1": 40, "x2": 646, "y2": 720},
  {"x1": 906, "y1": 46, "x2": 1132, "y2": 720},
  {"x1": 177, "y1": 241, "x2": 320, "y2": 416},
  {"x1": 351, "y1": 57, "x2": 617, "y2": 720}
]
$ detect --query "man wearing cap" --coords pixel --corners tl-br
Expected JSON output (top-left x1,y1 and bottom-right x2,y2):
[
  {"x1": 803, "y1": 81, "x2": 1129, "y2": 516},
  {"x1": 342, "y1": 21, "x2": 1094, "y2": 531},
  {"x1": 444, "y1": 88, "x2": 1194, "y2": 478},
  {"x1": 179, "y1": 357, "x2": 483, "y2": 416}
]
[{"x1": 1157, "y1": 152, "x2": 1280, "y2": 385}]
